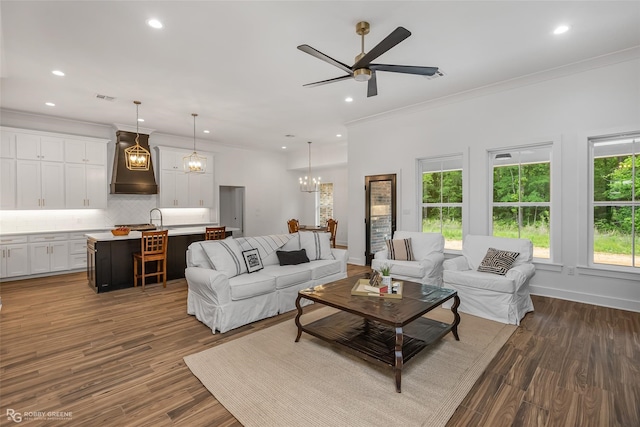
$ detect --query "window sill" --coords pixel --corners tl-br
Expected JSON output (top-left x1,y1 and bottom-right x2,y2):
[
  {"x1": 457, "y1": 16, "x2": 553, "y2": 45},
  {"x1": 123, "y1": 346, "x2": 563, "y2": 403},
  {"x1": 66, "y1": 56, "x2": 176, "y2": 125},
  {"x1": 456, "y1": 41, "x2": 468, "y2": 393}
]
[{"x1": 577, "y1": 265, "x2": 639, "y2": 281}]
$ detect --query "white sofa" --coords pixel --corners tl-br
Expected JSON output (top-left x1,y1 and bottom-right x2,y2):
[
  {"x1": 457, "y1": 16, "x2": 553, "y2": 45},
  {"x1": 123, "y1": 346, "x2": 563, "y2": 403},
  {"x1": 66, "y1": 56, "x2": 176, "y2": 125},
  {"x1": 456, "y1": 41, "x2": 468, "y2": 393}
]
[
  {"x1": 185, "y1": 232, "x2": 348, "y2": 333},
  {"x1": 371, "y1": 231, "x2": 445, "y2": 286},
  {"x1": 442, "y1": 234, "x2": 535, "y2": 325}
]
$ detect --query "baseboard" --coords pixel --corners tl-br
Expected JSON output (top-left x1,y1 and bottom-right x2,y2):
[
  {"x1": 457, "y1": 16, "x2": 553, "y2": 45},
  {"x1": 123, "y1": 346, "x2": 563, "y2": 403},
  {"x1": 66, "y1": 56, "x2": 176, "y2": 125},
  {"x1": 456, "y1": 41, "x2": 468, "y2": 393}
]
[{"x1": 530, "y1": 284, "x2": 640, "y2": 313}]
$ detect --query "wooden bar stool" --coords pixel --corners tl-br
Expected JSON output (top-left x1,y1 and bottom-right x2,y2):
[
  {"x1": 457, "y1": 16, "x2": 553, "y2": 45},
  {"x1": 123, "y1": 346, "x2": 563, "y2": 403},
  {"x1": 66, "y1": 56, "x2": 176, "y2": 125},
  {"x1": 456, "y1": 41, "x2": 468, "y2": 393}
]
[
  {"x1": 133, "y1": 230, "x2": 169, "y2": 289},
  {"x1": 326, "y1": 218, "x2": 338, "y2": 248},
  {"x1": 287, "y1": 219, "x2": 299, "y2": 233},
  {"x1": 205, "y1": 226, "x2": 226, "y2": 240}
]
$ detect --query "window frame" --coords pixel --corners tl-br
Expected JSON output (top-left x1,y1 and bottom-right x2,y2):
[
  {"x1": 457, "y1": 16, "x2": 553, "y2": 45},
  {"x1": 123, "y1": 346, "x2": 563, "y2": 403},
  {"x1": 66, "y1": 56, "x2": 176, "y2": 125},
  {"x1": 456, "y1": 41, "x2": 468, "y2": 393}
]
[{"x1": 487, "y1": 139, "x2": 561, "y2": 264}]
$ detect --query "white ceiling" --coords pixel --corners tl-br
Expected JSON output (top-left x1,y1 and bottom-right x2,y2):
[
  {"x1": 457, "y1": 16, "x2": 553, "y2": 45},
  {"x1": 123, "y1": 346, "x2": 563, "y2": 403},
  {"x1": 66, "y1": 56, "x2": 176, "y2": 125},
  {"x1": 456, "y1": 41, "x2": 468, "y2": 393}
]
[{"x1": 1, "y1": 1, "x2": 639, "y2": 153}]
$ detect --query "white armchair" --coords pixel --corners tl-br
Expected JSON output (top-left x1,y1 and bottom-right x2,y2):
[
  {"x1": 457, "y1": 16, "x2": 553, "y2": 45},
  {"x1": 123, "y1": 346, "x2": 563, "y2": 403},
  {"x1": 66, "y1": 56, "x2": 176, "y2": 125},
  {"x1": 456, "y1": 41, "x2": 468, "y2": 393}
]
[
  {"x1": 372, "y1": 231, "x2": 444, "y2": 286},
  {"x1": 442, "y1": 234, "x2": 535, "y2": 325}
]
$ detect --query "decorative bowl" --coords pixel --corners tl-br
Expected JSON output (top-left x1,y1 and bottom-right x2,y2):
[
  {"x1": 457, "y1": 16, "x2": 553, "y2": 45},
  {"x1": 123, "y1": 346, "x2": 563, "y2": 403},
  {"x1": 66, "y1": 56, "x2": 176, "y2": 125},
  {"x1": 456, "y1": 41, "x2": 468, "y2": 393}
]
[{"x1": 111, "y1": 228, "x2": 130, "y2": 236}]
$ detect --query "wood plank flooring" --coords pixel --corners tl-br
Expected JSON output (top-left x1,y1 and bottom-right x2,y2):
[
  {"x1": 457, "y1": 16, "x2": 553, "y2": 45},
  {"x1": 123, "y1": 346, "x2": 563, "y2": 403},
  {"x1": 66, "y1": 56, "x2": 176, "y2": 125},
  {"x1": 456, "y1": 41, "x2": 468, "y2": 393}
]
[{"x1": 1, "y1": 266, "x2": 638, "y2": 426}]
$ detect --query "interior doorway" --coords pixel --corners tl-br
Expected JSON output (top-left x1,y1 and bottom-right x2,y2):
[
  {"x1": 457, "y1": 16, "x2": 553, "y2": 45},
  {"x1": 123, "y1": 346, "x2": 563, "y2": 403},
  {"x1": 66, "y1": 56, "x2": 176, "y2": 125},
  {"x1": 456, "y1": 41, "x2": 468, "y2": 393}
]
[
  {"x1": 219, "y1": 186, "x2": 245, "y2": 237},
  {"x1": 365, "y1": 174, "x2": 396, "y2": 265}
]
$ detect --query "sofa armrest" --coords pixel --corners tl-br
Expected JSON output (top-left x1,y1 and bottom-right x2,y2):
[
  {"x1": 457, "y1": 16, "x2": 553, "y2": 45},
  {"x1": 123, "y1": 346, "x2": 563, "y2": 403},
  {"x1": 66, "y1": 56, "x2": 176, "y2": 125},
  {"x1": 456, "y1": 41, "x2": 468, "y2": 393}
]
[
  {"x1": 374, "y1": 249, "x2": 389, "y2": 260},
  {"x1": 331, "y1": 248, "x2": 349, "y2": 273},
  {"x1": 419, "y1": 252, "x2": 445, "y2": 271},
  {"x1": 443, "y1": 256, "x2": 470, "y2": 271},
  {"x1": 505, "y1": 263, "x2": 536, "y2": 288},
  {"x1": 185, "y1": 267, "x2": 232, "y2": 305}
]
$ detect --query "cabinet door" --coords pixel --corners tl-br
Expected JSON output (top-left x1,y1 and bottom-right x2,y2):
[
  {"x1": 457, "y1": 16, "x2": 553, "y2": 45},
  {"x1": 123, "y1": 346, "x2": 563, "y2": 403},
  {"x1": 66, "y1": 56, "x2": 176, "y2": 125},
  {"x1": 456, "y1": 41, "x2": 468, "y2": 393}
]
[
  {"x1": 40, "y1": 162, "x2": 65, "y2": 208},
  {"x1": 29, "y1": 243, "x2": 50, "y2": 274},
  {"x1": 16, "y1": 160, "x2": 42, "y2": 208},
  {"x1": 85, "y1": 164, "x2": 107, "y2": 208},
  {"x1": 1, "y1": 131, "x2": 16, "y2": 158},
  {"x1": 160, "y1": 151, "x2": 182, "y2": 171},
  {"x1": 175, "y1": 172, "x2": 189, "y2": 206},
  {"x1": 49, "y1": 241, "x2": 69, "y2": 272},
  {"x1": 39, "y1": 137, "x2": 64, "y2": 162},
  {"x1": 0, "y1": 158, "x2": 16, "y2": 209},
  {"x1": 64, "y1": 140, "x2": 87, "y2": 163},
  {"x1": 159, "y1": 170, "x2": 177, "y2": 207},
  {"x1": 65, "y1": 163, "x2": 87, "y2": 207},
  {"x1": 85, "y1": 142, "x2": 106, "y2": 165},
  {"x1": 4, "y1": 244, "x2": 29, "y2": 277},
  {"x1": 188, "y1": 173, "x2": 214, "y2": 207},
  {"x1": 15, "y1": 133, "x2": 41, "y2": 160}
]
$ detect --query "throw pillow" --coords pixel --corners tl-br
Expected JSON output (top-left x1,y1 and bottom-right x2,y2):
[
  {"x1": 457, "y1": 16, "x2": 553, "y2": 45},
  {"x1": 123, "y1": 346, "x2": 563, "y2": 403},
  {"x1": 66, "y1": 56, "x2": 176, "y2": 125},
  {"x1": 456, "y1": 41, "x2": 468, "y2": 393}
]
[
  {"x1": 386, "y1": 238, "x2": 414, "y2": 261},
  {"x1": 299, "y1": 231, "x2": 334, "y2": 261},
  {"x1": 276, "y1": 249, "x2": 310, "y2": 266},
  {"x1": 242, "y1": 248, "x2": 264, "y2": 273},
  {"x1": 200, "y1": 238, "x2": 247, "y2": 278},
  {"x1": 477, "y1": 247, "x2": 520, "y2": 275}
]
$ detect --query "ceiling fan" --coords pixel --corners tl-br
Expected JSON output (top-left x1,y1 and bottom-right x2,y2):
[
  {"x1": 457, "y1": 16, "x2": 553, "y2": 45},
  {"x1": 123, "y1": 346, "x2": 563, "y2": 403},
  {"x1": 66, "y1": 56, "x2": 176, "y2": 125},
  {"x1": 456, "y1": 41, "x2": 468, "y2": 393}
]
[{"x1": 297, "y1": 21, "x2": 439, "y2": 97}]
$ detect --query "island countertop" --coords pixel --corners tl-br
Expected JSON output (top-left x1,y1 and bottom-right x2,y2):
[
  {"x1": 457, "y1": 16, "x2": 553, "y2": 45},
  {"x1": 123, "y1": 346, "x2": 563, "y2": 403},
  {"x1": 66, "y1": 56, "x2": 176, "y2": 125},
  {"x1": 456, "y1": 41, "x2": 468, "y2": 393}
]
[{"x1": 86, "y1": 226, "x2": 240, "y2": 242}]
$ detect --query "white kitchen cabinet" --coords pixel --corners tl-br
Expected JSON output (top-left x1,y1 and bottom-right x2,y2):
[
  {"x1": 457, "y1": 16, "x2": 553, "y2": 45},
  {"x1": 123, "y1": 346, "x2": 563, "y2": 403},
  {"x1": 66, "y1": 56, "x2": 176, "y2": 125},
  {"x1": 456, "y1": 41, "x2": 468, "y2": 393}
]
[
  {"x1": 160, "y1": 150, "x2": 184, "y2": 171},
  {"x1": 68, "y1": 231, "x2": 90, "y2": 269},
  {"x1": 1, "y1": 158, "x2": 16, "y2": 209},
  {"x1": 159, "y1": 169, "x2": 189, "y2": 207},
  {"x1": 1, "y1": 131, "x2": 16, "y2": 159},
  {"x1": 29, "y1": 234, "x2": 69, "y2": 274},
  {"x1": 16, "y1": 160, "x2": 65, "y2": 209},
  {"x1": 0, "y1": 236, "x2": 29, "y2": 279},
  {"x1": 157, "y1": 146, "x2": 214, "y2": 208},
  {"x1": 188, "y1": 173, "x2": 214, "y2": 207},
  {"x1": 65, "y1": 163, "x2": 107, "y2": 208},
  {"x1": 16, "y1": 134, "x2": 64, "y2": 162},
  {"x1": 64, "y1": 139, "x2": 107, "y2": 165}
]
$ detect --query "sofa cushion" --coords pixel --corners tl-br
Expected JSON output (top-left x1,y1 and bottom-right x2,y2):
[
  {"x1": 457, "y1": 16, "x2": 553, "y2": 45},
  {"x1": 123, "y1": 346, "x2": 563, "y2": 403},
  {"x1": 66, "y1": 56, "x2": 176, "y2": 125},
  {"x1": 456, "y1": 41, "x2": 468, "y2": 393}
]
[
  {"x1": 276, "y1": 249, "x2": 310, "y2": 266},
  {"x1": 477, "y1": 247, "x2": 520, "y2": 275},
  {"x1": 228, "y1": 272, "x2": 276, "y2": 300},
  {"x1": 373, "y1": 259, "x2": 426, "y2": 279},
  {"x1": 299, "y1": 231, "x2": 334, "y2": 260},
  {"x1": 393, "y1": 231, "x2": 443, "y2": 260},
  {"x1": 262, "y1": 264, "x2": 312, "y2": 289},
  {"x1": 444, "y1": 270, "x2": 517, "y2": 294},
  {"x1": 310, "y1": 259, "x2": 342, "y2": 279},
  {"x1": 200, "y1": 238, "x2": 247, "y2": 278},
  {"x1": 386, "y1": 238, "x2": 414, "y2": 261}
]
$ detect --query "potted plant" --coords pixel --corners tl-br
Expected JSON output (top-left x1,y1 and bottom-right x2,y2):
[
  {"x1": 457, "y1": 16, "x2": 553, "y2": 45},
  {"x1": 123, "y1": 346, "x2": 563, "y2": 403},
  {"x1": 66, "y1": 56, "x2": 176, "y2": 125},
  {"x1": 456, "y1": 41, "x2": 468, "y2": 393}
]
[{"x1": 379, "y1": 263, "x2": 392, "y2": 287}]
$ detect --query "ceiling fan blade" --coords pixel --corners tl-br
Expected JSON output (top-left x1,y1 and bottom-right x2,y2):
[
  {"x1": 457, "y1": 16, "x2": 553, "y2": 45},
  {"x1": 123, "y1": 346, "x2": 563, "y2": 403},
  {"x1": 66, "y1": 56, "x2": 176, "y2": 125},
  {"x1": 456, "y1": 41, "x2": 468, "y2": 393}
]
[
  {"x1": 353, "y1": 26, "x2": 411, "y2": 69},
  {"x1": 297, "y1": 44, "x2": 352, "y2": 74},
  {"x1": 367, "y1": 71, "x2": 377, "y2": 97},
  {"x1": 369, "y1": 64, "x2": 439, "y2": 76},
  {"x1": 303, "y1": 75, "x2": 352, "y2": 88}
]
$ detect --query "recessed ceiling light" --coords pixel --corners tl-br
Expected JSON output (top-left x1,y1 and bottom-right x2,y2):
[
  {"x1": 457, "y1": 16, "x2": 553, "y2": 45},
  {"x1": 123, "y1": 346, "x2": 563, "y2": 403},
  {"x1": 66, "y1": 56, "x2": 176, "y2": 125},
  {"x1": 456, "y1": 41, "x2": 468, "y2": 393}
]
[
  {"x1": 553, "y1": 25, "x2": 570, "y2": 35},
  {"x1": 52, "y1": 70, "x2": 65, "y2": 77},
  {"x1": 137, "y1": 118, "x2": 144, "y2": 122},
  {"x1": 281, "y1": 146, "x2": 287, "y2": 149},
  {"x1": 336, "y1": 134, "x2": 342, "y2": 138},
  {"x1": 147, "y1": 18, "x2": 163, "y2": 29},
  {"x1": 45, "y1": 102, "x2": 55, "y2": 107},
  {"x1": 203, "y1": 130, "x2": 210, "y2": 134},
  {"x1": 345, "y1": 97, "x2": 353, "y2": 103}
]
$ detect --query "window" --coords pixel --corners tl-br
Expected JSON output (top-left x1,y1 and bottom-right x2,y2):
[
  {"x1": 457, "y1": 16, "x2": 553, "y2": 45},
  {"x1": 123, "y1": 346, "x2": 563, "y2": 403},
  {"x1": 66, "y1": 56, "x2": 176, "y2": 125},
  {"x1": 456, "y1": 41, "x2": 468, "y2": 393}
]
[
  {"x1": 490, "y1": 145, "x2": 551, "y2": 259},
  {"x1": 318, "y1": 182, "x2": 333, "y2": 226},
  {"x1": 419, "y1": 155, "x2": 463, "y2": 250},
  {"x1": 590, "y1": 134, "x2": 639, "y2": 269}
]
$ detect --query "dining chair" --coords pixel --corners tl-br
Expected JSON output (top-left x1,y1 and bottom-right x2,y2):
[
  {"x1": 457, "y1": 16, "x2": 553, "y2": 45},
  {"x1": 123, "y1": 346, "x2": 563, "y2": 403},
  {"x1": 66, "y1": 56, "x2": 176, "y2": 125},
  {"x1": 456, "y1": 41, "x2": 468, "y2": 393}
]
[
  {"x1": 287, "y1": 219, "x2": 299, "y2": 233},
  {"x1": 133, "y1": 230, "x2": 169, "y2": 290},
  {"x1": 326, "y1": 218, "x2": 338, "y2": 248},
  {"x1": 205, "y1": 226, "x2": 226, "y2": 240}
]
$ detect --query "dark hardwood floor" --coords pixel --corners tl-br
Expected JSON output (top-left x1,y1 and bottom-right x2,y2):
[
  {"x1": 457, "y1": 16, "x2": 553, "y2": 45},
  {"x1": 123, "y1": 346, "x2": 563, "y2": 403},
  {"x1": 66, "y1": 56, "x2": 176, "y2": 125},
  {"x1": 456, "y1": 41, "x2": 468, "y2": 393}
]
[{"x1": 0, "y1": 266, "x2": 638, "y2": 426}]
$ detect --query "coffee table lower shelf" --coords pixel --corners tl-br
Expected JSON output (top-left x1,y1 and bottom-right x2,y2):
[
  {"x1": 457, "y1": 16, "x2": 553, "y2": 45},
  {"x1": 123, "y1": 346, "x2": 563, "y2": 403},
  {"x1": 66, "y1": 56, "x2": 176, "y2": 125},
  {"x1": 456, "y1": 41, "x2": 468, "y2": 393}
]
[{"x1": 299, "y1": 310, "x2": 454, "y2": 373}]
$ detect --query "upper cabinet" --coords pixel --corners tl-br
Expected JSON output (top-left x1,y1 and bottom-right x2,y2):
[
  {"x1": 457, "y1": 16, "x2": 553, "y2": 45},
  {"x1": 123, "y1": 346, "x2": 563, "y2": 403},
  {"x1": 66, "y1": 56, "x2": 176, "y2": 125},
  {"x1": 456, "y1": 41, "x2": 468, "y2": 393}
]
[
  {"x1": 0, "y1": 127, "x2": 109, "y2": 210},
  {"x1": 156, "y1": 146, "x2": 214, "y2": 208}
]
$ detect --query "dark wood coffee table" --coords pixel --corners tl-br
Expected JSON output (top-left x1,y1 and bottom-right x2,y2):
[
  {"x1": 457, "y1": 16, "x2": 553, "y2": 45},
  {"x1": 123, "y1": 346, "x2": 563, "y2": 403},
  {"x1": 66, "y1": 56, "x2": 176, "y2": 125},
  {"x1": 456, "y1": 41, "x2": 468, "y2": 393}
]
[{"x1": 294, "y1": 274, "x2": 460, "y2": 392}]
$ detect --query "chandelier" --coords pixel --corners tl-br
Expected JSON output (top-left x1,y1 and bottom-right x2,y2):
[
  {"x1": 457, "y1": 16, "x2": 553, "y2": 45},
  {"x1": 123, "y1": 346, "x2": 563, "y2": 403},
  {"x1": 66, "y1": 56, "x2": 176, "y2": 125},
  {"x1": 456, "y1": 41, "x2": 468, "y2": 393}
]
[
  {"x1": 299, "y1": 141, "x2": 321, "y2": 192},
  {"x1": 124, "y1": 101, "x2": 151, "y2": 171},
  {"x1": 184, "y1": 113, "x2": 206, "y2": 173}
]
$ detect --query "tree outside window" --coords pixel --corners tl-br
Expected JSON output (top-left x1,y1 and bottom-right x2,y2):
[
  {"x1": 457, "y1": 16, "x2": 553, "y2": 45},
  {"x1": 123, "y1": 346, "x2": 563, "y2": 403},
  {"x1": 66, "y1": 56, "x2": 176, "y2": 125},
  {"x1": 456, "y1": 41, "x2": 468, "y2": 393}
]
[
  {"x1": 419, "y1": 155, "x2": 463, "y2": 250},
  {"x1": 591, "y1": 135, "x2": 639, "y2": 268},
  {"x1": 490, "y1": 146, "x2": 551, "y2": 259}
]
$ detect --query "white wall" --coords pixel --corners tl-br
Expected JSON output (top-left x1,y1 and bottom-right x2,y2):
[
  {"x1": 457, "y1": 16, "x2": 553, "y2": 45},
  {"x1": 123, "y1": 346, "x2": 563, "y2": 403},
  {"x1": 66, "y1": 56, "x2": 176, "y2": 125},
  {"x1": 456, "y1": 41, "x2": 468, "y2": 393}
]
[
  {"x1": 347, "y1": 58, "x2": 640, "y2": 312},
  {"x1": 0, "y1": 111, "x2": 295, "y2": 236}
]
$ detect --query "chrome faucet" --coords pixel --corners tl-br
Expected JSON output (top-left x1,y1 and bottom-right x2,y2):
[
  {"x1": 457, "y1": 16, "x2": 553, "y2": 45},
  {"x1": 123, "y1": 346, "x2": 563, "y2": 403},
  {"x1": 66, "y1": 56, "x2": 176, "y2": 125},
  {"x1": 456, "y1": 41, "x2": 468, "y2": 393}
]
[{"x1": 150, "y1": 208, "x2": 163, "y2": 230}]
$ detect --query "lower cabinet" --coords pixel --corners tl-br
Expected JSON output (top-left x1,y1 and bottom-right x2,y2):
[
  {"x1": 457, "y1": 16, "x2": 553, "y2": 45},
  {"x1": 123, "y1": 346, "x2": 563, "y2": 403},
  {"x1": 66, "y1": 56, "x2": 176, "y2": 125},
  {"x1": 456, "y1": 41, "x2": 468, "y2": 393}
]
[
  {"x1": 29, "y1": 238, "x2": 69, "y2": 274},
  {"x1": 0, "y1": 236, "x2": 29, "y2": 278}
]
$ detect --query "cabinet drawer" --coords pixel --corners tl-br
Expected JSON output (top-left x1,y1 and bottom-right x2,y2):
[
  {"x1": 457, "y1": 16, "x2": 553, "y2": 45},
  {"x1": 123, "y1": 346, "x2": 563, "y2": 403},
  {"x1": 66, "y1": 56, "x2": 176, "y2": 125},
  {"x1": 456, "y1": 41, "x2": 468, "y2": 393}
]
[
  {"x1": 29, "y1": 233, "x2": 69, "y2": 243},
  {"x1": 0, "y1": 235, "x2": 28, "y2": 245},
  {"x1": 69, "y1": 253, "x2": 87, "y2": 269},
  {"x1": 69, "y1": 239, "x2": 87, "y2": 254}
]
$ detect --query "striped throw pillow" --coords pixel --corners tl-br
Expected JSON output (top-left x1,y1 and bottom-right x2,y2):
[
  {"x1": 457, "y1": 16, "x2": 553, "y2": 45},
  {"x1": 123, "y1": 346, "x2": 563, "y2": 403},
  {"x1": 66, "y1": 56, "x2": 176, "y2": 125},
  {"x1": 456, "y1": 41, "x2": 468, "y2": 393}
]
[
  {"x1": 477, "y1": 247, "x2": 520, "y2": 275},
  {"x1": 386, "y1": 238, "x2": 414, "y2": 261}
]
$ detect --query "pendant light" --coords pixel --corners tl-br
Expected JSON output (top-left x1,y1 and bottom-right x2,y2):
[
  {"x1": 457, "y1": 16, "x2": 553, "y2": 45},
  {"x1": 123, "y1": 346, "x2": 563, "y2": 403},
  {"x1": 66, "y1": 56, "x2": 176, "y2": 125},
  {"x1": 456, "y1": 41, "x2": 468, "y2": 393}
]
[
  {"x1": 124, "y1": 101, "x2": 151, "y2": 171},
  {"x1": 184, "y1": 113, "x2": 206, "y2": 173},
  {"x1": 299, "y1": 141, "x2": 320, "y2": 192}
]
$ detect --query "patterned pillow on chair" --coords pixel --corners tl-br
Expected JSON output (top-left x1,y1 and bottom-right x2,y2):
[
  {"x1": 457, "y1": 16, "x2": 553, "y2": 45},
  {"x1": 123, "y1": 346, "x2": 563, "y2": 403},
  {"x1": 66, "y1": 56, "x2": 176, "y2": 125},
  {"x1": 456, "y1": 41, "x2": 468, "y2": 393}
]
[
  {"x1": 477, "y1": 247, "x2": 520, "y2": 275},
  {"x1": 386, "y1": 238, "x2": 414, "y2": 261}
]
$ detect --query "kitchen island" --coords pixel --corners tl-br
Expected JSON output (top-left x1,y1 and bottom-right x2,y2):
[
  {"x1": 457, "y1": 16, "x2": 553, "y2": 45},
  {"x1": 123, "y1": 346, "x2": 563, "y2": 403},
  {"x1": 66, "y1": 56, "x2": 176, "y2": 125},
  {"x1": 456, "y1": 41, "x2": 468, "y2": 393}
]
[{"x1": 86, "y1": 226, "x2": 238, "y2": 293}]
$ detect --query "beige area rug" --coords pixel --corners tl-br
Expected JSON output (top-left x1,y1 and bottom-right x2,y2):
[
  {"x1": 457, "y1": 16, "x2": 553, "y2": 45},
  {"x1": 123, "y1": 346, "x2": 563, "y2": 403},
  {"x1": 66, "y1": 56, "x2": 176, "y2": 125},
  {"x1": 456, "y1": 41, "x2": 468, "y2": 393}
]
[{"x1": 184, "y1": 307, "x2": 516, "y2": 427}]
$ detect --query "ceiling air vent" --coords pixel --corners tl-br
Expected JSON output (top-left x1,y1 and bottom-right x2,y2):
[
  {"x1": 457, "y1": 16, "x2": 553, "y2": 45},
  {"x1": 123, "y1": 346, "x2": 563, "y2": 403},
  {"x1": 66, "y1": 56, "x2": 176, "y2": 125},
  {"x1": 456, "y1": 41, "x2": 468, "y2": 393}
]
[{"x1": 95, "y1": 94, "x2": 116, "y2": 102}]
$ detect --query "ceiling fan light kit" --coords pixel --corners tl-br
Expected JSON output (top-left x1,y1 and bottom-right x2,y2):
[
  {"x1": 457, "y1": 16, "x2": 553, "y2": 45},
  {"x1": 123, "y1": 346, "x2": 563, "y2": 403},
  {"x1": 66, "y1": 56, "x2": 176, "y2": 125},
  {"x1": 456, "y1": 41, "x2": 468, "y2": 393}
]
[{"x1": 298, "y1": 21, "x2": 439, "y2": 97}]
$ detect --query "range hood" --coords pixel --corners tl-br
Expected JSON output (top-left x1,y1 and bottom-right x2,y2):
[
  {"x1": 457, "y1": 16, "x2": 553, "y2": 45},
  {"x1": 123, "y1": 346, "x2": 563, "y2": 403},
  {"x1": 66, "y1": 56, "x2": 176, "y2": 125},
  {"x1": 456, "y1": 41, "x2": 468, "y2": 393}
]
[{"x1": 110, "y1": 130, "x2": 158, "y2": 194}]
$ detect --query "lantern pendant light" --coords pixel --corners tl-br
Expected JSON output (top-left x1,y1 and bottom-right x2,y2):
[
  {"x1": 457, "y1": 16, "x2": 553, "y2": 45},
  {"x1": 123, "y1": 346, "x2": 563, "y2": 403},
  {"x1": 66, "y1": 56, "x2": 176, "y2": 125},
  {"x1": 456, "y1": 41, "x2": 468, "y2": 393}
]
[
  {"x1": 299, "y1": 141, "x2": 320, "y2": 192},
  {"x1": 184, "y1": 113, "x2": 206, "y2": 173},
  {"x1": 124, "y1": 101, "x2": 151, "y2": 171}
]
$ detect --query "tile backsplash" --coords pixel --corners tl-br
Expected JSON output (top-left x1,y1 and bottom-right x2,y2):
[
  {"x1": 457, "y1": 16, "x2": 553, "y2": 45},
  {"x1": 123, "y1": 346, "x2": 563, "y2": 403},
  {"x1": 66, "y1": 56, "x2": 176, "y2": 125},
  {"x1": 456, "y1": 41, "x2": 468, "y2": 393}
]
[{"x1": 0, "y1": 194, "x2": 213, "y2": 233}]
